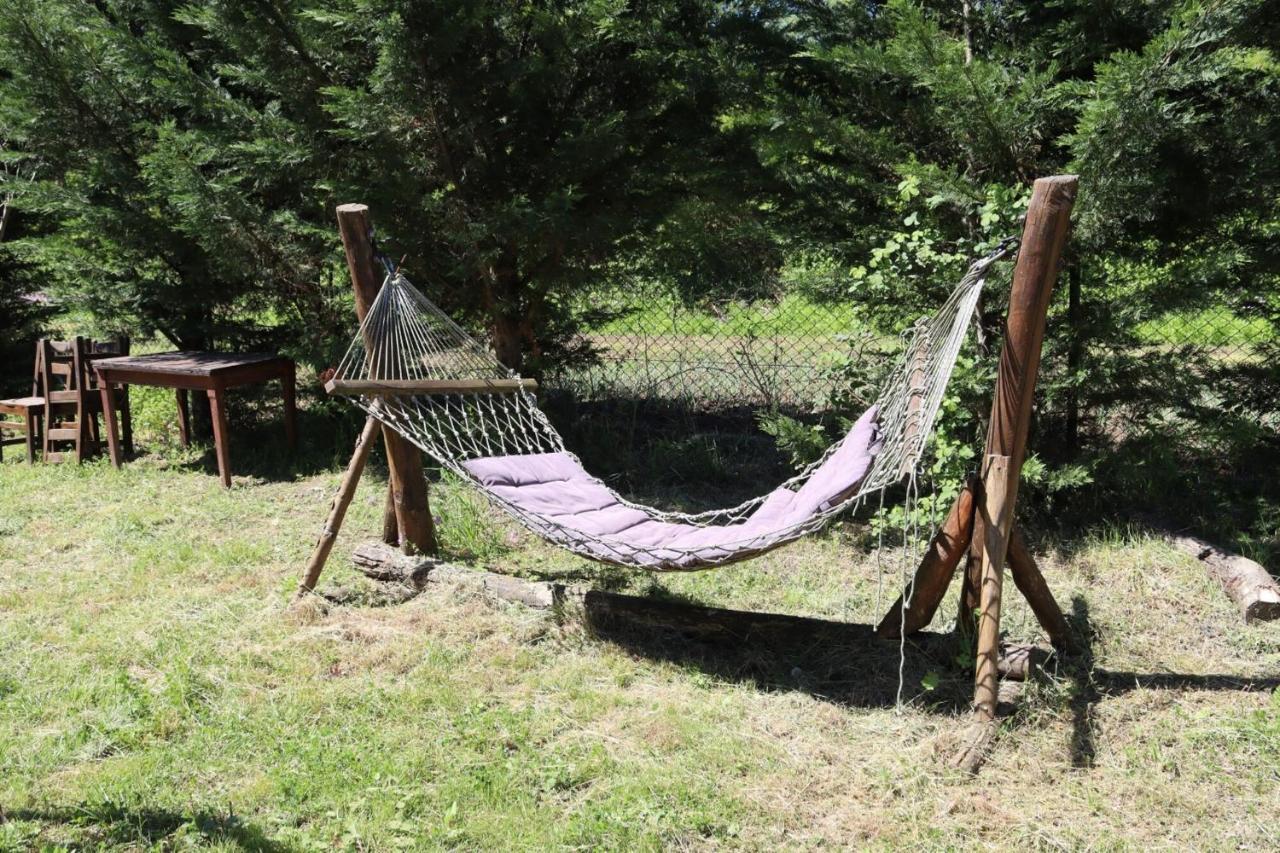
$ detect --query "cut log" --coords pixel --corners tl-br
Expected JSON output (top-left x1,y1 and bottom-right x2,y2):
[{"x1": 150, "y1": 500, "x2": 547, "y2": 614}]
[
  {"x1": 997, "y1": 641, "x2": 1050, "y2": 682},
  {"x1": 351, "y1": 541, "x2": 563, "y2": 609},
  {"x1": 1170, "y1": 534, "x2": 1280, "y2": 623}
]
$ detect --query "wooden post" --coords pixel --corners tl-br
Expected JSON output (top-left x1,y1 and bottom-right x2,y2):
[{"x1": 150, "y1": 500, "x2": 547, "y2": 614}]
[
  {"x1": 335, "y1": 203, "x2": 438, "y2": 555},
  {"x1": 973, "y1": 454, "x2": 1012, "y2": 720},
  {"x1": 966, "y1": 175, "x2": 1078, "y2": 716},
  {"x1": 297, "y1": 416, "x2": 381, "y2": 595}
]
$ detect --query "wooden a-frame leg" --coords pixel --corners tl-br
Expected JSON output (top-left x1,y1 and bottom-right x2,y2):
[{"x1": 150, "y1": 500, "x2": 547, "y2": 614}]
[
  {"x1": 297, "y1": 415, "x2": 381, "y2": 596},
  {"x1": 1006, "y1": 528, "x2": 1071, "y2": 651},
  {"x1": 974, "y1": 455, "x2": 1014, "y2": 721},
  {"x1": 876, "y1": 477, "x2": 977, "y2": 638},
  {"x1": 382, "y1": 482, "x2": 399, "y2": 546}
]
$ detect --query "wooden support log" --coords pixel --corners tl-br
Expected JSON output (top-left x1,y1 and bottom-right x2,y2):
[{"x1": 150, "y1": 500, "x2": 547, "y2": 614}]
[
  {"x1": 876, "y1": 477, "x2": 977, "y2": 638},
  {"x1": 973, "y1": 454, "x2": 1013, "y2": 721},
  {"x1": 964, "y1": 176, "x2": 1078, "y2": 740},
  {"x1": 997, "y1": 641, "x2": 1050, "y2": 682},
  {"x1": 1006, "y1": 528, "x2": 1073, "y2": 650},
  {"x1": 336, "y1": 203, "x2": 438, "y2": 556},
  {"x1": 351, "y1": 541, "x2": 563, "y2": 609},
  {"x1": 1171, "y1": 534, "x2": 1280, "y2": 623},
  {"x1": 297, "y1": 416, "x2": 381, "y2": 595}
]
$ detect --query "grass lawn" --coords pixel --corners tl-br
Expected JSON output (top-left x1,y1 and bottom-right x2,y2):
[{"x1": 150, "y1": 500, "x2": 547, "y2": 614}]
[{"x1": 1, "y1": 416, "x2": 1279, "y2": 850}]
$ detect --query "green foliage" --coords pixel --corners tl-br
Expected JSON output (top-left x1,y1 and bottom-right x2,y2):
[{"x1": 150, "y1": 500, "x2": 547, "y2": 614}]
[
  {"x1": 0, "y1": 0, "x2": 772, "y2": 373},
  {"x1": 755, "y1": 409, "x2": 836, "y2": 468}
]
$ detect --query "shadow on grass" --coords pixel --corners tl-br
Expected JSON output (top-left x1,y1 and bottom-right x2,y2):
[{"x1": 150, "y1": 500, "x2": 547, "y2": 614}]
[
  {"x1": 581, "y1": 589, "x2": 974, "y2": 714},
  {"x1": 1063, "y1": 595, "x2": 1280, "y2": 769},
  {"x1": 581, "y1": 589, "x2": 1280, "y2": 736},
  {"x1": 1, "y1": 803, "x2": 290, "y2": 852},
  {"x1": 130, "y1": 398, "x2": 373, "y2": 485}
]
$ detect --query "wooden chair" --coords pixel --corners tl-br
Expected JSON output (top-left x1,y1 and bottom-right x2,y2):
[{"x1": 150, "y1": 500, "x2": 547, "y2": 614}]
[
  {"x1": 0, "y1": 343, "x2": 46, "y2": 463},
  {"x1": 42, "y1": 336, "x2": 132, "y2": 463}
]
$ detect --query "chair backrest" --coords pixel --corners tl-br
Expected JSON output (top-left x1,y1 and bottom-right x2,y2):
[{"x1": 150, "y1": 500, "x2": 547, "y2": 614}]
[
  {"x1": 72, "y1": 336, "x2": 130, "y2": 398},
  {"x1": 39, "y1": 336, "x2": 130, "y2": 401},
  {"x1": 38, "y1": 339, "x2": 76, "y2": 400}
]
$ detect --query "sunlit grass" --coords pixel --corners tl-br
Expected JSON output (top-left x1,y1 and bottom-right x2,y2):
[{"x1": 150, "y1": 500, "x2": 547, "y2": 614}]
[{"x1": 1, "y1": 438, "x2": 1278, "y2": 849}]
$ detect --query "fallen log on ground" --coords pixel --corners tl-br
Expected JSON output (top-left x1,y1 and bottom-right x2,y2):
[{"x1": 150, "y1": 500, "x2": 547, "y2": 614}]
[
  {"x1": 1170, "y1": 535, "x2": 1280, "y2": 624},
  {"x1": 350, "y1": 541, "x2": 564, "y2": 609}
]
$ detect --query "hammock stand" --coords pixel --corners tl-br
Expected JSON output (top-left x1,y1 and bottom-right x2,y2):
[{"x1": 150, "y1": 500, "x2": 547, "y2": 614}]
[{"x1": 298, "y1": 175, "x2": 1078, "y2": 751}]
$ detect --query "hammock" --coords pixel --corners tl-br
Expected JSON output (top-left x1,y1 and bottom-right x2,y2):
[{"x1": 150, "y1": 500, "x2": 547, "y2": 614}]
[{"x1": 328, "y1": 246, "x2": 1010, "y2": 570}]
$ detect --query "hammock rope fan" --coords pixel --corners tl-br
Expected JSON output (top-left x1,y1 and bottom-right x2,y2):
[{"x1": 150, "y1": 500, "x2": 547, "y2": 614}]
[{"x1": 320, "y1": 242, "x2": 1013, "y2": 571}]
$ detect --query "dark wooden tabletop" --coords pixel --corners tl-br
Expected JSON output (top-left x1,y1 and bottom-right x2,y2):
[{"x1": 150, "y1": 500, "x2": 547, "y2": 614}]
[{"x1": 93, "y1": 351, "x2": 288, "y2": 377}]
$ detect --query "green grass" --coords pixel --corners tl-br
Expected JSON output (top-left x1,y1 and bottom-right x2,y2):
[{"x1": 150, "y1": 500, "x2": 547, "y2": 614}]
[
  {"x1": 1134, "y1": 306, "x2": 1272, "y2": 349},
  {"x1": 590, "y1": 291, "x2": 863, "y2": 339},
  {"x1": 2, "y1": 435, "x2": 1280, "y2": 849}
]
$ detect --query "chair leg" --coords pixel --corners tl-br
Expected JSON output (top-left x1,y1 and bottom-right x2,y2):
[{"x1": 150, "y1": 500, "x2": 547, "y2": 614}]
[
  {"x1": 24, "y1": 410, "x2": 36, "y2": 464},
  {"x1": 43, "y1": 404, "x2": 54, "y2": 461},
  {"x1": 88, "y1": 406, "x2": 102, "y2": 456}
]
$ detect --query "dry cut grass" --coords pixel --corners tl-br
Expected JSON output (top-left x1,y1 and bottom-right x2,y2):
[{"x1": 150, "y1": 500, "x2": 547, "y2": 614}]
[{"x1": 0, "y1": 445, "x2": 1278, "y2": 850}]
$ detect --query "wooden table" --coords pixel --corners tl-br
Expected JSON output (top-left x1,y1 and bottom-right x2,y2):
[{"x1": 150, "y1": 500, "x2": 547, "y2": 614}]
[{"x1": 94, "y1": 352, "x2": 297, "y2": 487}]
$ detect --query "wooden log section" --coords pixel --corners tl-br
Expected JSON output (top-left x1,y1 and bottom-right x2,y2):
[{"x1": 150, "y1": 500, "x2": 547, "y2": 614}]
[
  {"x1": 973, "y1": 454, "x2": 1013, "y2": 721},
  {"x1": 336, "y1": 203, "x2": 437, "y2": 555},
  {"x1": 325, "y1": 377, "x2": 538, "y2": 396},
  {"x1": 297, "y1": 416, "x2": 381, "y2": 595},
  {"x1": 1006, "y1": 527, "x2": 1072, "y2": 650},
  {"x1": 1171, "y1": 534, "x2": 1280, "y2": 623},
  {"x1": 351, "y1": 541, "x2": 563, "y2": 608},
  {"x1": 875, "y1": 477, "x2": 977, "y2": 638}
]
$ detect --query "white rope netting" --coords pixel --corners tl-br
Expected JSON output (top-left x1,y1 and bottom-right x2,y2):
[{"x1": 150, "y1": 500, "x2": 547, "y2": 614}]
[{"x1": 332, "y1": 245, "x2": 1011, "y2": 570}]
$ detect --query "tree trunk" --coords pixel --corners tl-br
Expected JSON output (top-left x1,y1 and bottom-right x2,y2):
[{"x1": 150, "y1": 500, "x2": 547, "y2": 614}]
[{"x1": 482, "y1": 245, "x2": 537, "y2": 372}]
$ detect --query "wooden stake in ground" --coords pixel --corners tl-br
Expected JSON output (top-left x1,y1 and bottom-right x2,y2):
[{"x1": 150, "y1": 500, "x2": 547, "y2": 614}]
[
  {"x1": 335, "y1": 203, "x2": 437, "y2": 555},
  {"x1": 297, "y1": 416, "x2": 381, "y2": 595}
]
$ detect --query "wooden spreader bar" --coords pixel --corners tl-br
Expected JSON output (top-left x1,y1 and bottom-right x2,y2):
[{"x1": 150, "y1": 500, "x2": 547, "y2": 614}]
[{"x1": 325, "y1": 377, "x2": 538, "y2": 396}]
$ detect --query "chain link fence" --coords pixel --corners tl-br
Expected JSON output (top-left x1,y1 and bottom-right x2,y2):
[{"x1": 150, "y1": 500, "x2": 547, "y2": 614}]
[
  {"x1": 548, "y1": 282, "x2": 857, "y2": 410},
  {"x1": 547, "y1": 279, "x2": 1279, "y2": 435}
]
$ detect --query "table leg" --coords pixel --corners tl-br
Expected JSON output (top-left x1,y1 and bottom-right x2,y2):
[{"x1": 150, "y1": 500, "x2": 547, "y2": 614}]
[
  {"x1": 98, "y1": 378, "x2": 123, "y2": 468},
  {"x1": 176, "y1": 389, "x2": 191, "y2": 447},
  {"x1": 207, "y1": 386, "x2": 232, "y2": 488},
  {"x1": 281, "y1": 364, "x2": 297, "y2": 450},
  {"x1": 120, "y1": 386, "x2": 133, "y2": 456}
]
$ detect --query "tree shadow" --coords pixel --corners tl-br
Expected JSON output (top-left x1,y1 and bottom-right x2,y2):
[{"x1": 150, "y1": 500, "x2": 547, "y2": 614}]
[
  {"x1": 1, "y1": 803, "x2": 292, "y2": 851},
  {"x1": 158, "y1": 404, "x2": 372, "y2": 484}
]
